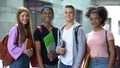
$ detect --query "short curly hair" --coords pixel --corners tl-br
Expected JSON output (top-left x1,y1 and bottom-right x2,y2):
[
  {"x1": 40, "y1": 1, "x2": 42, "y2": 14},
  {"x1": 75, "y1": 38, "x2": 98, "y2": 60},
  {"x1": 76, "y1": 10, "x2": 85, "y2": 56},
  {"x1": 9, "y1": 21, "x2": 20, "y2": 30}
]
[{"x1": 85, "y1": 5, "x2": 108, "y2": 26}]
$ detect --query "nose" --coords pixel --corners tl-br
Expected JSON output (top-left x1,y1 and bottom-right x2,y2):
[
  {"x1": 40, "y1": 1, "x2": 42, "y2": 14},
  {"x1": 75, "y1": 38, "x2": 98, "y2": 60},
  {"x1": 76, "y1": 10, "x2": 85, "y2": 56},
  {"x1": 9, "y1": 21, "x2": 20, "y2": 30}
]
[{"x1": 23, "y1": 16, "x2": 28, "y2": 19}]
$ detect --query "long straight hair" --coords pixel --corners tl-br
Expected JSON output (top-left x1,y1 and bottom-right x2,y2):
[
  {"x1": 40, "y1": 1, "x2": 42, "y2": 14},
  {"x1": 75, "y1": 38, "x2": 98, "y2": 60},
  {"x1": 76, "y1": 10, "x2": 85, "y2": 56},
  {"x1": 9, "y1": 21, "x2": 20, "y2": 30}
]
[{"x1": 16, "y1": 7, "x2": 33, "y2": 43}]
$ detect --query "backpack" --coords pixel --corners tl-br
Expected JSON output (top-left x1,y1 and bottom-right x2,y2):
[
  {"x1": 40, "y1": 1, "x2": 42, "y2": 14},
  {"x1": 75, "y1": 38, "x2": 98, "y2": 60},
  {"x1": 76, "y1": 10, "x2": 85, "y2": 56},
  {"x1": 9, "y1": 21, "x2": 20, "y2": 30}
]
[
  {"x1": 0, "y1": 27, "x2": 19, "y2": 67},
  {"x1": 105, "y1": 31, "x2": 120, "y2": 68},
  {"x1": 30, "y1": 26, "x2": 42, "y2": 67},
  {"x1": 114, "y1": 46, "x2": 120, "y2": 68},
  {"x1": 75, "y1": 25, "x2": 81, "y2": 45}
]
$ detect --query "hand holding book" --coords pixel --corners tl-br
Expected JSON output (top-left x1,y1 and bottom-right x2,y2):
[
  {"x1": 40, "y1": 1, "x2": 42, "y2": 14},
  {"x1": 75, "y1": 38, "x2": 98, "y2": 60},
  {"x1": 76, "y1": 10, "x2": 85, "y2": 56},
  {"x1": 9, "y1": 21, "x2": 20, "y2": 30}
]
[
  {"x1": 24, "y1": 39, "x2": 33, "y2": 57},
  {"x1": 25, "y1": 39, "x2": 33, "y2": 49},
  {"x1": 47, "y1": 51, "x2": 57, "y2": 61},
  {"x1": 58, "y1": 40, "x2": 66, "y2": 55},
  {"x1": 43, "y1": 32, "x2": 56, "y2": 52},
  {"x1": 59, "y1": 39, "x2": 65, "y2": 48},
  {"x1": 43, "y1": 32, "x2": 57, "y2": 61}
]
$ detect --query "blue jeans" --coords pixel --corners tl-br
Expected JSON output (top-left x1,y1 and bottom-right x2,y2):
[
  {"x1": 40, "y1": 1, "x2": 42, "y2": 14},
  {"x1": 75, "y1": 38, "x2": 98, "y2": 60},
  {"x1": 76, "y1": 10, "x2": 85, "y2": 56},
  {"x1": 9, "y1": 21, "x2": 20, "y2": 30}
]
[
  {"x1": 59, "y1": 62, "x2": 72, "y2": 68},
  {"x1": 38, "y1": 64, "x2": 57, "y2": 68},
  {"x1": 10, "y1": 54, "x2": 30, "y2": 68},
  {"x1": 88, "y1": 57, "x2": 109, "y2": 68}
]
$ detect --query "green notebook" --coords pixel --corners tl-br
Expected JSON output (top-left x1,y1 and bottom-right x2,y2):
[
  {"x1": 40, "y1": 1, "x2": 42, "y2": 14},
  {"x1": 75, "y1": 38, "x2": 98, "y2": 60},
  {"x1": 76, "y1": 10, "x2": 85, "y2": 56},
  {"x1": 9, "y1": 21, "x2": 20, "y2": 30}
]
[{"x1": 43, "y1": 32, "x2": 56, "y2": 52}]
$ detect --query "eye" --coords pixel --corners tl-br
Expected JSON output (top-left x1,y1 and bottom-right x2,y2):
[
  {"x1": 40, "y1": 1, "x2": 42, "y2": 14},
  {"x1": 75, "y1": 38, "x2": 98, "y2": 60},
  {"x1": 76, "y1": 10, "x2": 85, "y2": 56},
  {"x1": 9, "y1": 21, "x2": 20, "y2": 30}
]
[
  {"x1": 49, "y1": 12, "x2": 53, "y2": 15},
  {"x1": 65, "y1": 12, "x2": 67, "y2": 14}
]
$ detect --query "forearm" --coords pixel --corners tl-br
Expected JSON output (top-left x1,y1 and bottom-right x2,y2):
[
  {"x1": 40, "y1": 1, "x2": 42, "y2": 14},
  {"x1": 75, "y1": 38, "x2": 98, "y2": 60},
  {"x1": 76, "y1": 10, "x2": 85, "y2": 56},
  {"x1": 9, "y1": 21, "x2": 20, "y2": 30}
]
[
  {"x1": 108, "y1": 40, "x2": 115, "y2": 68},
  {"x1": 37, "y1": 54, "x2": 44, "y2": 68},
  {"x1": 8, "y1": 43, "x2": 24, "y2": 60},
  {"x1": 34, "y1": 41, "x2": 44, "y2": 68},
  {"x1": 108, "y1": 53, "x2": 115, "y2": 68}
]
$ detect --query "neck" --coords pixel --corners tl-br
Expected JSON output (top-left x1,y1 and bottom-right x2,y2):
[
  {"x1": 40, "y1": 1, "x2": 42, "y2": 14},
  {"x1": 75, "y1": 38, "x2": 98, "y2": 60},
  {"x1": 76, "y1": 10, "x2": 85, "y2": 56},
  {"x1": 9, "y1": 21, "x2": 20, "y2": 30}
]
[
  {"x1": 93, "y1": 27, "x2": 104, "y2": 32},
  {"x1": 65, "y1": 21, "x2": 74, "y2": 30},
  {"x1": 43, "y1": 22, "x2": 53, "y2": 32},
  {"x1": 43, "y1": 22, "x2": 52, "y2": 27}
]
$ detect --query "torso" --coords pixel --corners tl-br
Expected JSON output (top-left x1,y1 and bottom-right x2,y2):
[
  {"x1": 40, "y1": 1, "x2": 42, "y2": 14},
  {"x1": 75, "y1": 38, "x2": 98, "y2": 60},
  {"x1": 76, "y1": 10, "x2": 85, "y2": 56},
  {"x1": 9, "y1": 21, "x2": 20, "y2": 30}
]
[{"x1": 86, "y1": 29, "x2": 114, "y2": 57}]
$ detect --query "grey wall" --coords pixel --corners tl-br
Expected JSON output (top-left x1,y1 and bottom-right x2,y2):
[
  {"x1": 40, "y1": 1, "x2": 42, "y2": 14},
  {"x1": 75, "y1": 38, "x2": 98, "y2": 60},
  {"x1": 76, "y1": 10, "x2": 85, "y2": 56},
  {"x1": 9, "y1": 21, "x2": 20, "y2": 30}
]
[
  {"x1": 0, "y1": 0, "x2": 93, "y2": 40},
  {"x1": 0, "y1": 0, "x2": 23, "y2": 40}
]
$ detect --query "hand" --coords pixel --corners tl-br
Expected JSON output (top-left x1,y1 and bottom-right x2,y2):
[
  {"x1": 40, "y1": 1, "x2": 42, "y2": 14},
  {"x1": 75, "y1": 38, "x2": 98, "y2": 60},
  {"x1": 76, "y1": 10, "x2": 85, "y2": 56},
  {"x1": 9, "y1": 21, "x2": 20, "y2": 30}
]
[
  {"x1": 58, "y1": 47, "x2": 66, "y2": 55},
  {"x1": 61, "y1": 40, "x2": 65, "y2": 48},
  {"x1": 23, "y1": 48, "x2": 33, "y2": 58},
  {"x1": 47, "y1": 51, "x2": 56, "y2": 60}
]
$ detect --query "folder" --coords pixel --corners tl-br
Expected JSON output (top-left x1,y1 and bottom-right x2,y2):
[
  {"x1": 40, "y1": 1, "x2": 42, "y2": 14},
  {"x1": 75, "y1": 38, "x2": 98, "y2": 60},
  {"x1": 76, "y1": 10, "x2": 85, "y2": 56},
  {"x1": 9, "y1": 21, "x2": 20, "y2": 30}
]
[{"x1": 43, "y1": 32, "x2": 56, "y2": 52}]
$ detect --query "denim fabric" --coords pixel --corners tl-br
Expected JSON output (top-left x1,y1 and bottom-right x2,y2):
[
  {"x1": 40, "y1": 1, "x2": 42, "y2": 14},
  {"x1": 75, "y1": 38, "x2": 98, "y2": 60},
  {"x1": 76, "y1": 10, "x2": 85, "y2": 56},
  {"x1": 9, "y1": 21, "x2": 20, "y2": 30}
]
[
  {"x1": 38, "y1": 64, "x2": 57, "y2": 68},
  {"x1": 10, "y1": 54, "x2": 30, "y2": 68},
  {"x1": 88, "y1": 57, "x2": 109, "y2": 68},
  {"x1": 59, "y1": 62, "x2": 72, "y2": 68}
]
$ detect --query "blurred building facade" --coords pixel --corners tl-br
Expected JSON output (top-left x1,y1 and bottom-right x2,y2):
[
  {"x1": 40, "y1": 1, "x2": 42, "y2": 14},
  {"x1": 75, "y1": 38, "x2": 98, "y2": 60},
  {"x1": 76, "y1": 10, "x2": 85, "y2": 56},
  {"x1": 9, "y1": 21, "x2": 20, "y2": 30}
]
[
  {"x1": 1, "y1": 0, "x2": 120, "y2": 45},
  {"x1": 0, "y1": 0, "x2": 92, "y2": 67},
  {"x1": 0, "y1": 0, "x2": 92, "y2": 41},
  {"x1": 0, "y1": 0, "x2": 120, "y2": 67}
]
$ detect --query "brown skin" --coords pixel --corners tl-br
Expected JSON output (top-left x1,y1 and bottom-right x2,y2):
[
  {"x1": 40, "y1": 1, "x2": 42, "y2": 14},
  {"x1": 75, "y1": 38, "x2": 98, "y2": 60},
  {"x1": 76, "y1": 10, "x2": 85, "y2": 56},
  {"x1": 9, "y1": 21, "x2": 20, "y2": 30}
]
[
  {"x1": 89, "y1": 13, "x2": 115, "y2": 68},
  {"x1": 108, "y1": 40, "x2": 115, "y2": 68},
  {"x1": 35, "y1": 8, "x2": 57, "y2": 68},
  {"x1": 35, "y1": 41, "x2": 44, "y2": 68}
]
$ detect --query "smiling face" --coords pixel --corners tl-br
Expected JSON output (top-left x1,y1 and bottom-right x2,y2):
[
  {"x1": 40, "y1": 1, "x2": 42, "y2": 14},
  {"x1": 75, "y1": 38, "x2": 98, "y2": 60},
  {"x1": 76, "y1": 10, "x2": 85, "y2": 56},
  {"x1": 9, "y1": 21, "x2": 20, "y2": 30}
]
[
  {"x1": 19, "y1": 11, "x2": 29, "y2": 26},
  {"x1": 89, "y1": 13, "x2": 102, "y2": 28},
  {"x1": 64, "y1": 8, "x2": 75, "y2": 22},
  {"x1": 41, "y1": 9, "x2": 54, "y2": 23}
]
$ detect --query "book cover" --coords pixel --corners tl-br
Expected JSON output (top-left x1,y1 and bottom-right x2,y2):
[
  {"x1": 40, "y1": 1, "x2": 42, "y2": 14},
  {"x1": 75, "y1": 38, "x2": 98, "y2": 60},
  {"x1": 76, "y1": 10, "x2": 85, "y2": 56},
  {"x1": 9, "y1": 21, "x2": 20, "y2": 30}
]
[
  {"x1": 43, "y1": 32, "x2": 56, "y2": 52},
  {"x1": 25, "y1": 39, "x2": 33, "y2": 49}
]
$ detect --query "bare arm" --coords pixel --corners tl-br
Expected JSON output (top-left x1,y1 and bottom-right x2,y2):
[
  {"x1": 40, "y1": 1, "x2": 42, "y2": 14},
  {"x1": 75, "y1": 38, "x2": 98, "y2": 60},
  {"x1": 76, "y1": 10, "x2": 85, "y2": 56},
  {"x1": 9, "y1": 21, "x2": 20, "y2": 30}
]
[
  {"x1": 108, "y1": 40, "x2": 115, "y2": 68},
  {"x1": 34, "y1": 41, "x2": 44, "y2": 68}
]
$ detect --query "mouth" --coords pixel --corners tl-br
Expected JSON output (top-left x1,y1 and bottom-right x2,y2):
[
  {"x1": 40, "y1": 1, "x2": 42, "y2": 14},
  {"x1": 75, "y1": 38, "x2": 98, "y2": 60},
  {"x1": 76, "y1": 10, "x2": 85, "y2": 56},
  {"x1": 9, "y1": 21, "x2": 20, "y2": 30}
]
[{"x1": 46, "y1": 18, "x2": 50, "y2": 20}]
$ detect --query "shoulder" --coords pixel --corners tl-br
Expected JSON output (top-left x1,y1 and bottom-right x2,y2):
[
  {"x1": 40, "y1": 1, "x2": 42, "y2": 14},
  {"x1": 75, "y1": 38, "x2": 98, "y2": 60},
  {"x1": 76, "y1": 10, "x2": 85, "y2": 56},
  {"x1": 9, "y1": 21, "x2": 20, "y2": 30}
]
[
  {"x1": 53, "y1": 26, "x2": 58, "y2": 30},
  {"x1": 73, "y1": 21, "x2": 82, "y2": 29},
  {"x1": 9, "y1": 26, "x2": 18, "y2": 36},
  {"x1": 86, "y1": 31, "x2": 93, "y2": 38},
  {"x1": 74, "y1": 21, "x2": 81, "y2": 26},
  {"x1": 74, "y1": 23, "x2": 84, "y2": 33},
  {"x1": 34, "y1": 28, "x2": 40, "y2": 33},
  {"x1": 10, "y1": 26, "x2": 17, "y2": 30},
  {"x1": 34, "y1": 26, "x2": 42, "y2": 35},
  {"x1": 106, "y1": 30, "x2": 113, "y2": 35},
  {"x1": 106, "y1": 30, "x2": 114, "y2": 40},
  {"x1": 9, "y1": 26, "x2": 17, "y2": 33}
]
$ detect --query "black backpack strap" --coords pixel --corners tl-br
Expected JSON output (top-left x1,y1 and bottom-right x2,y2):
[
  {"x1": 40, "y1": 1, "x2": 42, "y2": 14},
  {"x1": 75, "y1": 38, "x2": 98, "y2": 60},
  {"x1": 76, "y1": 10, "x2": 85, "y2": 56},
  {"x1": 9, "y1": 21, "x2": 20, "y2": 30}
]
[
  {"x1": 52, "y1": 26, "x2": 58, "y2": 46},
  {"x1": 75, "y1": 25, "x2": 81, "y2": 45}
]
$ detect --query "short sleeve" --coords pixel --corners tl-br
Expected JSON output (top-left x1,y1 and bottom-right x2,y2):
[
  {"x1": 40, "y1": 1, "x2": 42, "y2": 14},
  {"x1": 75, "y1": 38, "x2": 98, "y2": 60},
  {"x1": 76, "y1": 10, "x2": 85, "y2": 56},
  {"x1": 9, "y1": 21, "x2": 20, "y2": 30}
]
[
  {"x1": 107, "y1": 31, "x2": 114, "y2": 41},
  {"x1": 33, "y1": 29, "x2": 41, "y2": 41}
]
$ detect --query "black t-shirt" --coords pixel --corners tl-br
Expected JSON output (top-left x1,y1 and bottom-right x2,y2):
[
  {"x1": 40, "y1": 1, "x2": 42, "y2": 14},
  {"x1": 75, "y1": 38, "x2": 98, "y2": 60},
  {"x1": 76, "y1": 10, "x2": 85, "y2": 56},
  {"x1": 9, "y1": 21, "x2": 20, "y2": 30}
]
[{"x1": 34, "y1": 25, "x2": 58, "y2": 65}]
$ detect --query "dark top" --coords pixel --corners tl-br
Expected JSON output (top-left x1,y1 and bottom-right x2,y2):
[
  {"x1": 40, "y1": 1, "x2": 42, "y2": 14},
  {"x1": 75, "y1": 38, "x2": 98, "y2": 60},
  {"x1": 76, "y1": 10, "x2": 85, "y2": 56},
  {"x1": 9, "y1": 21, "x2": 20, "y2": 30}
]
[{"x1": 34, "y1": 25, "x2": 58, "y2": 65}]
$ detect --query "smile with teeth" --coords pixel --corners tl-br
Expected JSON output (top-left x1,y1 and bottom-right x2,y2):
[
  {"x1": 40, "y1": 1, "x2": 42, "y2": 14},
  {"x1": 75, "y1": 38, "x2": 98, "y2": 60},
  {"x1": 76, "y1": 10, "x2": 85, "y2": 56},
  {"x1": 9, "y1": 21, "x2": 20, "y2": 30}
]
[
  {"x1": 46, "y1": 17, "x2": 51, "y2": 20},
  {"x1": 47, "y1": 18, "x2": 50, "y2": 19}
]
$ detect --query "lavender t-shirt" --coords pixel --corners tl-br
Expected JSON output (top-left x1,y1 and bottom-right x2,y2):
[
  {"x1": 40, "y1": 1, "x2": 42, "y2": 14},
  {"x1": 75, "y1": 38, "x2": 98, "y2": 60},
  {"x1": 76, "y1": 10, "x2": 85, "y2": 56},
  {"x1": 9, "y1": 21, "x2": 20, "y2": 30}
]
[{"x1": 7, "y1": 26, "x2": 25, "y2": 60}]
